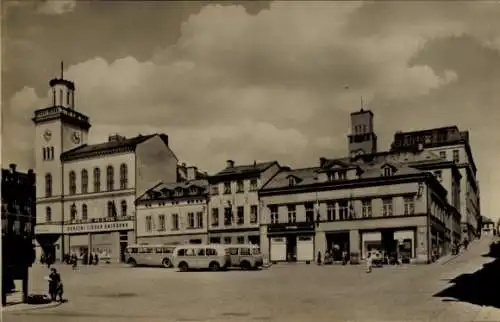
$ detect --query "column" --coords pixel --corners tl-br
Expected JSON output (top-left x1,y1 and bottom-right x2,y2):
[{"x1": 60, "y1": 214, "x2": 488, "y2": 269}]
[
  {"x1": 315, "y1": 230, "x2": 326, "y2": 262},
  {"x1": 349, "y1": 229, "x2": 360, "y2": 254},
  {"x1": 416, "y1": 225, "x2": 429, "y2": 264},
  {"x1": 260, "y1": 225, "x2": 269, "y2": 265}
]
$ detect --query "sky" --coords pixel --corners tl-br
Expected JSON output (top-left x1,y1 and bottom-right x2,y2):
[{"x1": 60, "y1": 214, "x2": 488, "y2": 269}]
[{"x1": 2, "y1": 1, "x2": 500, "y2": 220}]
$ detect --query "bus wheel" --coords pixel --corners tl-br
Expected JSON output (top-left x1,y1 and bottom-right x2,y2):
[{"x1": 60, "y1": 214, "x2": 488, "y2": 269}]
[
  {"x1": 240, "y1": 261, "x2": 252, "y2": 270},
  {"x1": 209, "y1": 262, "x2": 220, "y2": 271},
  {"x1": 178, "y1": 262, "x2": 188, "y2": 272},
  {"x1": 128, "y1": 259, "x2": 137, "y2": 267},
  {"x1": 162, "y1": 258, "x2": 171, "y2": 268}
]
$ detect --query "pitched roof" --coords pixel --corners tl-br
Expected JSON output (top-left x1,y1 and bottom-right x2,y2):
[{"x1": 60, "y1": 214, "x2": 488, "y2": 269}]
[
  {"x1": 136, "y1": 179, "x2": 209, "y2": 202},
  {"x1": 210, "y1": 161, "x2": 278, "y2": 179},
  {"x1": 60, "y1": 133, "x2": 169, "y2": 161}
]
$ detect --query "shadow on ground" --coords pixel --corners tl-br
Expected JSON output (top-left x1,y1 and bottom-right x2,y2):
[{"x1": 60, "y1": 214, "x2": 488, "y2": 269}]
[{"x1": 434, "y1": 241, "x2": 500, "y2": 308}]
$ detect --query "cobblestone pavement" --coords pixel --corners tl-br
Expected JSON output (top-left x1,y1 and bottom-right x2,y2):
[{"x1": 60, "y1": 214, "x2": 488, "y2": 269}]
[{"x1": 4, "y1": 237, "x2": 500, "y2": 322}]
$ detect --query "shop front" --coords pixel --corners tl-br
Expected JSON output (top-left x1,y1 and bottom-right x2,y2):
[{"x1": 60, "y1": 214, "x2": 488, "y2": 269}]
[
  {"x1": 267, "y1": 223, "x2": 315, "y2": 263},
  {"x1": 360, "y1": 228, "x2": 416, "y2": 262}
]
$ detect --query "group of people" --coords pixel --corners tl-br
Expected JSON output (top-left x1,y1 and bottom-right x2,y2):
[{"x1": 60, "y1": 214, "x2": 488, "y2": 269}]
[{"x1": 62, "y1": 252, "x2": 100, "y2": 267}]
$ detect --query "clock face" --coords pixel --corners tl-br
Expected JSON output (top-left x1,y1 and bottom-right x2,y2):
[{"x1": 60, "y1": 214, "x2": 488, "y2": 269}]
[
  {"x1": 72, "y1": 131, "x2": 81, "y2": 144},
  {"x1": 43, "y1": 129, "x2": 52, "y2": 142}
]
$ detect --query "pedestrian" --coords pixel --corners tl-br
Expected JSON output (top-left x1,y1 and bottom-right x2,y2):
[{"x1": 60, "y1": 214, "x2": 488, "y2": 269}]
[
  {"x1": 88, "y1": 252, "x2": 93, "y2": 265},
  {"x1": 94, "y1": 253, "x2": 99, "y2": 265},
  {"x1": 366, "y1": 252, "x2": 372, "y2": 273},
  {"x1": 46, "y1": 253, "x2": 52, "y2": 268},
  {"x1": 71, "y1": 254, "x2": 78, "y2": 270},
  {"x1": 463, "y1": 238, "x2": 469, "y2": 250},
  {"x1": 317, "y1": 251, "x2": 322, "y2": 265},
  {"x1": 47, "y1": 268, "x2": 64, "y2": 302}
]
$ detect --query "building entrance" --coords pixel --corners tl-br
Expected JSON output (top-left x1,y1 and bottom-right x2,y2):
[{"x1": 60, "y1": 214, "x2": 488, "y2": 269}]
[
  {"x1": 326, "y1": 232, "x2": 349, "y2": 261},
  {"x1": 286, "y1": 235, "x2": 297, "y2": 262}
]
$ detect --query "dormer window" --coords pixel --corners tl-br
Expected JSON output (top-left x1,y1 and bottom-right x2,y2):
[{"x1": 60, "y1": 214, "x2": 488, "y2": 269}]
[
  {"x1": 160, "y1": 188, "x2": 170, "y2": 197},
  {"x1": 174, "y1": 188, "x2": 183, "y2": 197},
  {"x1": 223, "y1": 182, "x2": 231, "y2": 194},
  {"x1": 288, "y1": 176, "x2": 296, "y2": 187},
  {"x1": 327, "y1": 171, "x2": 346, "y2": 181},
  {"x1": 381, "y1": 164, "x2": 395, "y2": 177},
  {"x1": 189, "y1": 187, "x2": 198, "y2": 195}
]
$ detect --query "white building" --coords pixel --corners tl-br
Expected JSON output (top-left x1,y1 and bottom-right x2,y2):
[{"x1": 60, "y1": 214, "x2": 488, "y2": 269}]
[
  {"x1": 33, "y1": 71, "x2": 178, "y2": 263},
  {"x1": 135, "y1": 166, "x2": 210, "y2": 245},
  {"x1": 207, "y1": 160, "x2": 281, "y2": 245}
]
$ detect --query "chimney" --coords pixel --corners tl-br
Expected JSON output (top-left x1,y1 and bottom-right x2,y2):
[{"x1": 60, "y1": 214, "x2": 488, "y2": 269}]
[
  {"x1": 187, "y1": 166, "x2": 198, "y2": 180},
  {"x1": 108, "y1": 134, "x2": 126, "y2": 142},
  {"x1": 226, "y1": 160, "x2": 235, "y2": 168},
  {"x1": 9, "y1": 163, "x2": 16, "y2": 173},
  {"x1": 319, "y1": 157, "x2": 327, "y2": 167}
]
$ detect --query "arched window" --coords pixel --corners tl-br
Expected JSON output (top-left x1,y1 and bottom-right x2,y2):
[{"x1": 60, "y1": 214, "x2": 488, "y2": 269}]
[
  {"x1": 70, "y1": 204, "x2": 77, "y2": 221},
  {"x1": 107, "y1": 201, "x2": 115, "y2": 217},
  {"x1": 120, "y1": 164, "x2": 128, "y2": 189},
  {"x1": 106, "y1": 165, "x2": 114, "y2": 191},
  {"x1": 45, "y1": 206, "x2": 52, "y2": 223},
  {"x1": 69, "y1": 171, "x2": 76, "y2": 195},
  {"x1": 93, "y1": 168, "x2": 101, "y2": 192},
  {"x1": 81, "y1": 169, "x2": 88, "y2": 194},
  {"x1": 45, "y1": 173, "x2": 52, "y2": 197},
  {"x1": 82, "y1": 204, "x2": 88, "y2": 221},
  {"x1": 121, "y1": 200, "x2": 127, "y2": 217}
]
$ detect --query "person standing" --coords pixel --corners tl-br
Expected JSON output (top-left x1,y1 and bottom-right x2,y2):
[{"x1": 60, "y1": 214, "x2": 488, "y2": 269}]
[{"x1": 366, "y1": 252, "x2": 373, "y2": 273}]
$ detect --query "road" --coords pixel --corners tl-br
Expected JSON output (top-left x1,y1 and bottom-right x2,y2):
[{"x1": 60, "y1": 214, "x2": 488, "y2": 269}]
[{"x1": 4, "y1": 236, "x2": 500, "y2": 322}]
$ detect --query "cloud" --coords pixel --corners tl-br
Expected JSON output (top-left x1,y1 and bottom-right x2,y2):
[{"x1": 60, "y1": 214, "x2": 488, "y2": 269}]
[{"x1": 37, "y1": 0, "x2": 76, "y2": 15}]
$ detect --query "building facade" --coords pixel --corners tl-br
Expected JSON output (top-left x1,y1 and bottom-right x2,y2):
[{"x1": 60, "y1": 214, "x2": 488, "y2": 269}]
[
  {"x1": 136, "y1": 166, "x2": 210, "y2": 245},
  {"x1": 33, "y1": 71, "x2": 179, "y2": 263},
  {"x1": 391, "y1": 126, "x2": 480, "y2": 241},
  {"x1": 208, "y1": 160, "x2": 281, "y2": 245},
  {"x1": 1, "y1": 164, "x2": 36, "y2": 304}
]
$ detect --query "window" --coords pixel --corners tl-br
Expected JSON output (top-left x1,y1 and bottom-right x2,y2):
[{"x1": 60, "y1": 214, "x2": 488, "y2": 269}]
[
  {"x1": 287, "y1": 205, "x2": 296, "y2": 223},
  {"x1": 210, "y1": 237, "x2": 221, "y2": 244},
  {"x1": 237, "y1": 206, "x2": 244, "y2": 225},
  {"x1": 158, "y1": 214, "x2": 166, "y2": 231},
  {"x1": 107, "y1": 201, "x2": 114, "y2": 217},
  {"x1": 81, "y1": 169, "x2": 88, "y2": 193},
  {"x1": 237, "y1": 236, "x2": 245, "y2": 244},
  {"x1": 145, "y1": 216, "x2": 152, "y2": 232},
  {"x1": 172, "y1": 214, "x2": 179, "y2": 230},
  {"x1": 121, "y1": 200, "x2": 127, "y2": 217},
  {"x1": 338, "y1": 200, "x2": 348, "y2": 220},
  {"x1": 270, "y1": 205, "x2": 279, "y2": 224},
  {"x1": 249, "y1": 179, "x2": 258, "y2": 191},
  {"x1": 187, "y1": 213, "x2": 195, "y2": 228},
  {"x1": 211, "y1": 208, "x2": 219, "y2": 226},
  {"x1": 93, "y1": 168, "x2": 101, "y2": 192},
  {"x1": 240, "y1": 247, "x2": 251, "y2": 255},
  {"x1": 250, "y1": 205, "x2": 258, "y2": 224},
  {"x1": 210, "y1": 185, "x2": 219, "y2": 195},
  {"x1": 439, "y1": 151, "x2": 446, "y2": 159},
  {"x1": 434, "y1": 170, "x2": 442, "y2": 182},
  {"x1": 383, "y1": 167, "x2": 393, "y2": 177},
  {"x1": 453, "y1": 149, "x2": 459, "y2": 163},
  {"x1": 197, "y1": 248, "x2": 205, "y2": 256},
  {"x1": 45, "y1": 206, "x2": 52, "y2": 223},
  {"x1": 196, "y1": 212, "x2": 203, "y2": 228},
  {"x1": 174, "y1": 188, "x2": 183, "y2": 197},
  {"x1": 223, "y1": 182, "x2": 231, "y2": 194},
  {"x1": 305, "y1": 203, "x2": 314, "y2": 223},
  {"x1": 70, "y1": 204, "x2": 77, "y2": 221},
  {"x1": 106, "y1": 166, "x2": 114, "y2": 191},
  {"x1": 382, "y1": 198, "x2": 393, "y2": 216},
  {"x1": 45, "y1": 173, "x2": 52, "y2": 197},
  {"x1": 224, "y1": 237, "x2": 232, "y2": 244},
  {"x1": 82, "y1": 204, "x2": 88, "y2": 221},
  {"x1": 404, "y1": 196, "x2": 415, "y2": 215},
  {"x1": 206, "y1": 248, "x2": 217, "y2": 256},
  {"x1": 236, "y1": 180, "x2": 244, "y2": 193},
  {"x1": 288, "y1": 176, "x2": 296, "y2": 187},
  {"x1": 328, "y1": 171, "x2": 346, "y2": 181},
  {"x1": 224, "y1": 207, "x2": 232, "y2": 226},
  {"x1": 120, "y1": 164, "x2": 128, "y2": 189},
  {"x1": 362, "y1": 199, "x2": 372, "y2": 218},
  {"x1": 327, "y1": 202, "x2": 336, "y2": 221},
  {"x1": 69, "y1": 171, "x2": 76, "y2": 195}
]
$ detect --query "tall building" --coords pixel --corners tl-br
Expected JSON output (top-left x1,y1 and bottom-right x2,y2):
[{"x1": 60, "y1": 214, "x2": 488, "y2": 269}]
[
  {"x1": 33, "y1": 68, "x2": 179, "y2": 263},
  {"x1": 347, "y1": 108, "x2": 378, "y2": 157},
  {"x1": 1, "y1": 164, "x2": 36, "y2": 304},
  {"x1": 391, "y1": 126, "x2": 480, "y2": 241},
  {"x1": 208, "y1": 160, "x2": 281, "y2": 245}
]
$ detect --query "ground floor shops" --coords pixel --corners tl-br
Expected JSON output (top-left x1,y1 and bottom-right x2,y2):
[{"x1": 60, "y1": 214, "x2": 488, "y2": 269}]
[
  {"x1": 136, "y1": 233, "x2": 208, "y2": 246},
  {"x1": 260, "y1": 223, "x2": 316, "y2": 263},
  {"x1": 208, "y1": 229, "x2": 260, "y2": 245}
]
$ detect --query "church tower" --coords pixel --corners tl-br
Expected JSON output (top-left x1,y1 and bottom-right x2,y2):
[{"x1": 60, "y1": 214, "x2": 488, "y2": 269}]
[
  {"x1": 347, "y1": 100, "x2": 377, "y2": 157},
  {"x1": 32, "y1": 63, "x2": 91, "y2": 225}
]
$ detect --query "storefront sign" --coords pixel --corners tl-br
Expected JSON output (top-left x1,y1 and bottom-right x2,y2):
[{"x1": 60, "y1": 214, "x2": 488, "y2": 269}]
[
  {"x1": 267, "y1": 223, "x2": 314, "y2": 234},
  {"x1": 35, "y1": 224, "x2": 62, "y2": 234},
  {"x1": 64, "y1": 220, "x2": 133, "y2": 234}
]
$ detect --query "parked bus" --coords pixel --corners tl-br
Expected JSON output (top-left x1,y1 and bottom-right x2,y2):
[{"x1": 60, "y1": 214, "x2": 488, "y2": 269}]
[
  {"x1": 125, "y1": 244, "x2": 177, "y2": 268},
  {"x1": 171, "y1": 244, "x2": 230, "y2": 272},
  {"x1": 223, "y1": 244, "x2": 264, "y2": 270}
]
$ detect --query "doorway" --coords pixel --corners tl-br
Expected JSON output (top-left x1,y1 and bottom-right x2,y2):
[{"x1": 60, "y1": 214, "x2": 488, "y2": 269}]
[{"x1": 286, "y1": 235, "x2": 297, "y2": 262}]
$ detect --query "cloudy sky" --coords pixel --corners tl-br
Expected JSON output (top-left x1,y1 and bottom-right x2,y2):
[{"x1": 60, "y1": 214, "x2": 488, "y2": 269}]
[{"x1": 2, "y1": 1, "x2": 500, "y2": 219}]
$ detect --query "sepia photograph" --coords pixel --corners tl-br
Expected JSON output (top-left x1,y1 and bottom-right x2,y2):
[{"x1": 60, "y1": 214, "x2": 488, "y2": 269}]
[{"x1": 2, "y1": 1, "x2": 500, "y2": 321}]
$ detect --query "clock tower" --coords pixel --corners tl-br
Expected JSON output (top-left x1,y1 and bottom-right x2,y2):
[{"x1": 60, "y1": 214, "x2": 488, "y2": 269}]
[{"x1": 32, "y1": 62, "x2": 91, "y2": 224}]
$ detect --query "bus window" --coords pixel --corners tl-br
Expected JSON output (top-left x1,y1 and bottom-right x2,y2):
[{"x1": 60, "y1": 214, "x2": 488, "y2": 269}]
[
  {"x1": 145, "y1": 248, "x2": 153, "y2": 253},
  {"x1": 197, "y1": 248, "x2": 205, "y2": 256},
  {"x1": 155, "y1": 247, "x2": 163, "y2": 254},
  {"x1": 177, "y1": 249, "x2": 186, "y2": 256},
  {"x1": 185, "y1": 249, "x2": 196, "y2": 256},
  {"x1": 162, "y1": 247, "x2": 173, "y2": 254},
  {"x1": 240, "y1": 248, "x2": 251, "y2": 256},
  {"x1": 206, "y1": 248, "x2": 216, "y2": 256},
  {"x1": 228, "y1": 248, "x2": 238, "y2": 256}
]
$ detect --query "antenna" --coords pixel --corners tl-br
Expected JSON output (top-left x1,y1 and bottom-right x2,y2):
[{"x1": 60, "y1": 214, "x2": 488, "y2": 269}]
[{"x1": 60, "y1": 61, "x2": 64, "y2": 79}]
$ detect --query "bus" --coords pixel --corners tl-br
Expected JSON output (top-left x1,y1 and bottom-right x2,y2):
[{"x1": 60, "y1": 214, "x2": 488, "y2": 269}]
[
  {"x1": 223, "y1": 244, "x2": 264, "y2": 270},
  {"x1": 125, "y1": 244, "x2": 177, "y2": 268},
  {"x1": 171, "y1": 244, "x2": 230, "y2": 272}
]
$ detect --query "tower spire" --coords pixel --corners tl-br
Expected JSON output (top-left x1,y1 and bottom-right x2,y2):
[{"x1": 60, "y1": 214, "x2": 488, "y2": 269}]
[{"x1": 60, "y1": 61, "x2": 64, "y2": 79}]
